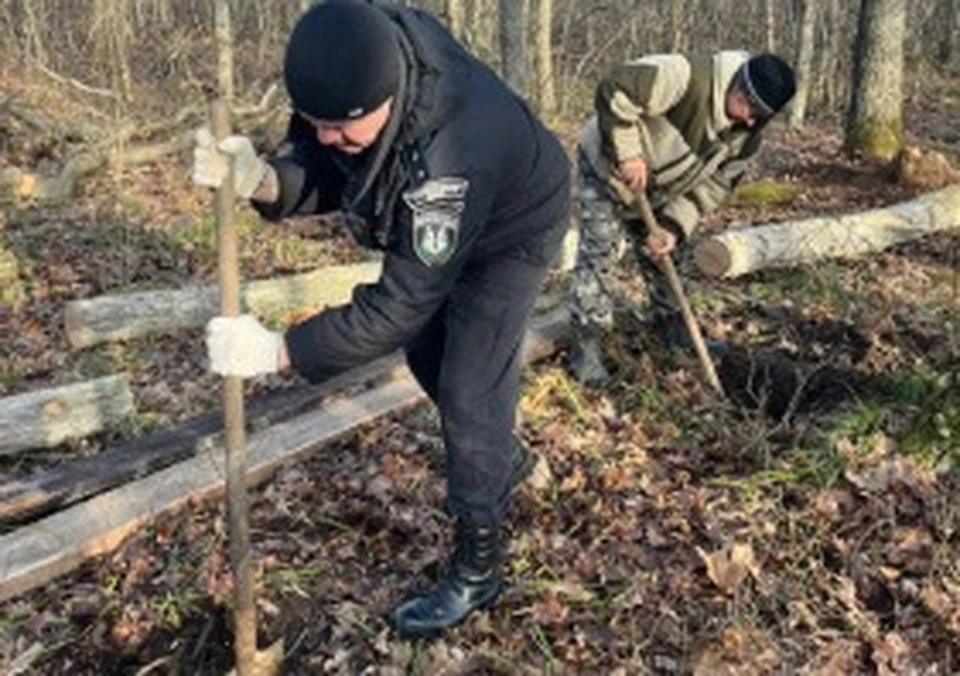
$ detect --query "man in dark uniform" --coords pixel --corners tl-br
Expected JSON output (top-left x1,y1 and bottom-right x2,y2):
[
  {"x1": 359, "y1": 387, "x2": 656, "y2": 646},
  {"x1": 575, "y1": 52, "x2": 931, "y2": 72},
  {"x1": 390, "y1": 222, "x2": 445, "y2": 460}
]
[{"x1": 192, "y1": 0, "x2": 570, "y2": 637}]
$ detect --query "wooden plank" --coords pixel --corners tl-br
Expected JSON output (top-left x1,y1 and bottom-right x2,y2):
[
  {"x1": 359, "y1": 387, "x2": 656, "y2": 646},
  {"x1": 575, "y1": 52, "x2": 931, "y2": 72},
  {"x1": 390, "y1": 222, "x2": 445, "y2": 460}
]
[
  {"x1": 693, "y1": 185, "x2": 960, "y2": 279},
  {"x1": 0, "y1": 376, "x2": 424, "y2": 603},
  {"x1": 0, "y1": 375, "x2": 134, "y2": 456},
  {"x1": 63, "y1": 261, "x2": 383, "y2": 349},
  {"x1": 0, "y1": 355, "x2": 404, "y2": 525},
  {"x1": 0, "y1": 309, "x2": 569, "y2": 602}
]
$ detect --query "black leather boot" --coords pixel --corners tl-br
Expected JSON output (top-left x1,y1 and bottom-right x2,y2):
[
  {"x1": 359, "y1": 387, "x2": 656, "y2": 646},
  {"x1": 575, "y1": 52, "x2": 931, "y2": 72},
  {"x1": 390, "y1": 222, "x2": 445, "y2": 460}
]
[
  {"x1": 509, "y1": 436, "x2": 537, "y2": 490},
  {"x1": 390, "y1": 519, "x2": 502, "y2": 638}
]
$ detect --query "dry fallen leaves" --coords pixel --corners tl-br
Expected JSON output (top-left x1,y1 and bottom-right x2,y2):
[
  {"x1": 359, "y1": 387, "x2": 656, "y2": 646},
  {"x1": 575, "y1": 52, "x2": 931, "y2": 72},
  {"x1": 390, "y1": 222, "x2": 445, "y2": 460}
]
[{"x1": 697, "y1": 542, "x2": 761, "y2": 594}]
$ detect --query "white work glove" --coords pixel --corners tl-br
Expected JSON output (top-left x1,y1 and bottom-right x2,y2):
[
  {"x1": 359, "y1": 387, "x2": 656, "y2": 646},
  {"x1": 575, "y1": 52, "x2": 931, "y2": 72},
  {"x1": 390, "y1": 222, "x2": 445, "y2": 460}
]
[
  {"x1": 205, "y1": 314, "x2": 284, "y2": 378},
  {"x1": 192, "y1": 127, "x2": 268, "y2": 199}
]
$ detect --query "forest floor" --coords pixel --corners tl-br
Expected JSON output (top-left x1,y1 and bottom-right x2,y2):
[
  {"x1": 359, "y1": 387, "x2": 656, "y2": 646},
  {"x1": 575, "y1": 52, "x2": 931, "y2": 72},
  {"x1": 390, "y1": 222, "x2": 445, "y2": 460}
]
[{"x1": 0, "y1": 81, "x2": 958, "y2": 674}]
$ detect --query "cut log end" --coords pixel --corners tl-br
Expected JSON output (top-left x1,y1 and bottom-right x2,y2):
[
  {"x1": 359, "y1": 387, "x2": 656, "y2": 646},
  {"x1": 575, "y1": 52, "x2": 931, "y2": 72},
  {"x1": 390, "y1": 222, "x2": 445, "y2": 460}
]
[
  {"x1": 693, "y1": 238, "x2": 732, "y2": 279},
  {"x1": 0, "y1": 374, "x2": 134, "y2": 455},
  {"x1": 63, "y1": 304, "x2": 92, "y2": 349}
]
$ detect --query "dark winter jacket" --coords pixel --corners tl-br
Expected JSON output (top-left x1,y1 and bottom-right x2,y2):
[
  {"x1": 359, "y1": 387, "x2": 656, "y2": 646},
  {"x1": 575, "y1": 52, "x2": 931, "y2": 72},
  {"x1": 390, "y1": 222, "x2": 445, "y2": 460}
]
[{"x1": 254, "y1": 4, "x2": 571, "y2": 383}]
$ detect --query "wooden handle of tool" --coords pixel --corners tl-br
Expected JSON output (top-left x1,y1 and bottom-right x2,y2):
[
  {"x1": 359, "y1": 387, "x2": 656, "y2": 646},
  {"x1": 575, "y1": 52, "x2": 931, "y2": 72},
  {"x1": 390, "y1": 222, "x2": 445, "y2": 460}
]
[
  {"x1": 635, "y1": 192, "x2": 724, "y2": 396},
  {"x1": 210, "y1": 99, "x2": 258, "y2": 673}
]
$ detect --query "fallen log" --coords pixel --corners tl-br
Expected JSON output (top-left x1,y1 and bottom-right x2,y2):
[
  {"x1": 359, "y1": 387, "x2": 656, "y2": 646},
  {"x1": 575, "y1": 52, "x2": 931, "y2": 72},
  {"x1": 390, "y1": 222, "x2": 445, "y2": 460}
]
[
  {"x1": 0, "y1": 93, "x2": 286, "y2": 204},
  {"x1": 693, "y1": 184, "x2": 960, "y2": 279},
  {"x1": 64, "y1": 261, "x2": 383, "y2": 349},
  {"x1": 0, "y1": 308, "x2": 569, "y2": 603},
  {"x1": 0, "y1": 354, "x2": 405, "y2": 525},
  {"x1": 0, "y1": 375, "x2": 134, "y2": 456}
]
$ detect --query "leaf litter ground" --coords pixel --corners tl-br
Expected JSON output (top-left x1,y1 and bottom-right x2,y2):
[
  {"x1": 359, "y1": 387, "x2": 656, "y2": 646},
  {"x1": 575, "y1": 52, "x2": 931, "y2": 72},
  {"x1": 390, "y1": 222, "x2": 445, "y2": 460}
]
[{"x1": 1, "y1": 100, "x2": 959, "y2": 673}]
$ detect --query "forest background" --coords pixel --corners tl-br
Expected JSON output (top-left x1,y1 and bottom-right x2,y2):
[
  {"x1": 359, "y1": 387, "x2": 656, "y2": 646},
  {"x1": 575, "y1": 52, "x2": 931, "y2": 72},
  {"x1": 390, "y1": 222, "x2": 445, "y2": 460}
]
[{"x1": 0, "y1": 0, "x2": 958, "y2": 673}]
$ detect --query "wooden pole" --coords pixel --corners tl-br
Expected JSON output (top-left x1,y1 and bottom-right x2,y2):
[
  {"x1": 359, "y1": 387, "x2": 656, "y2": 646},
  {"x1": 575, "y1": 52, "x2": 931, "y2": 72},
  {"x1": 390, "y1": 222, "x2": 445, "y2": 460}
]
[
  {"x1": 634, "y1": 192, "x2": 725, "y2": 396},
  {"x1": 211, "y1": 99, "x2": 257, "y2": 675}
]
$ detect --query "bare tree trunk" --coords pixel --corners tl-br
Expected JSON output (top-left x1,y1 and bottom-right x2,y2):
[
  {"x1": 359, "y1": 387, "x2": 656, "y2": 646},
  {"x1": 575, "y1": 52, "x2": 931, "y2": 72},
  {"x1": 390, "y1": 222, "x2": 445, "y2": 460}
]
[
  {"x1": 89, "y1": 0, "x2": 134, "y2": 103},
  {"x1": 845, "y1": 0, "x2": 906, "y2": 160},
  {"x1": 215, "y1": 0, "x2": 235, "y2": 104},
  {"x1": 446, "y1": 0, "x2": 466, "y2": 42},
  {"x1": 819, "y1": 0, "x2": 847, "y2": 111},
  {"x1": 789, "y1": 0, "x2": 818, "y2": 128},
  {"x1": 499, "y1": 0, "x2": 529, "y2": 95},
  {"x1": 765, "y1": 0, "x2": 776, "y2": 52},
  {"x1": 556, "y1": 0, "x2": 578, "y2": 117},
  {"x1": 669, "y1": 0, "x2": 691, "y2": 52},
  {"x1": 534, "y1": 0, "x2": 556, "y2": 115},
  {"x1": 22, "y1": 0, "x2": 48, "y2": 65},
  {"x1": 469, "y1": 0, "x2": 499, "y2": 65},
  {"x1": 939, "y1": 0, "x2": 960, "y2": 66}
]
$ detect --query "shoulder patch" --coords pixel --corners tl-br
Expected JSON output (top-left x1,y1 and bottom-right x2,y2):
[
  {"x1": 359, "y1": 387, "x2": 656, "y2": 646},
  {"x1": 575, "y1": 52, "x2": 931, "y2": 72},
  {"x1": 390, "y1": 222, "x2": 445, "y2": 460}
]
[{"x1": 403, "y1": 177, "x2": 469, "y2": 267}]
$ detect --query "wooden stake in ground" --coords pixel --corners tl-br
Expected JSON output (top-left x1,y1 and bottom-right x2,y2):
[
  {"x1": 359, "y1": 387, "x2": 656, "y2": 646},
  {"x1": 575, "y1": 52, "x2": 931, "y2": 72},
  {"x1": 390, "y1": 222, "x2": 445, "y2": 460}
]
[
  {"x1": 634, "y1": 192, "x2": 725, "y2": 396},
  {"x1": 211, "y1": 100, "x2": 260, "y2": 676}
]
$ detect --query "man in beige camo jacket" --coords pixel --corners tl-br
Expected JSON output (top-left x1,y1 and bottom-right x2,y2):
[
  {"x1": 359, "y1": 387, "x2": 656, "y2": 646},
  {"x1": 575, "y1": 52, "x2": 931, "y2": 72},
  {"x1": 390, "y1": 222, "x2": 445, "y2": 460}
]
[{"x1": 568, "y1": 51, "x2": 796, "y2": 385}]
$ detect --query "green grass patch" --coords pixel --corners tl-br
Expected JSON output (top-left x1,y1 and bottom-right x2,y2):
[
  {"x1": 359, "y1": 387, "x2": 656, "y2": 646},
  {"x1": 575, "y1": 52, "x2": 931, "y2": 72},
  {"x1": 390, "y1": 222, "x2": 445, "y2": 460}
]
[
  {"x1": 731, "y1": 180, "x2": 800, "y2": 207},
  {"x1": 818, "y1": 369, "x2": 959, "y2": 470},
  {"x1": 899, "y1": 372, "x2": 960, "y2": 468},
  {"x1": 747, "y1": 262, "x2": 856, "y2": 314}
]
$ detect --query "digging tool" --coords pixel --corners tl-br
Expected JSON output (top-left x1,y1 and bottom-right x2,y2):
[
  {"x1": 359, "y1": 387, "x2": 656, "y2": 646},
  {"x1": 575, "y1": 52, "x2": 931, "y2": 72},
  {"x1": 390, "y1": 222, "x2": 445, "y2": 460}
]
[
  {"x1": 633, "y1": 190, "x2": 725, "y2": 396},
  {"x1": 211, "y1": 100, "x2": 283, "y2": 676}
]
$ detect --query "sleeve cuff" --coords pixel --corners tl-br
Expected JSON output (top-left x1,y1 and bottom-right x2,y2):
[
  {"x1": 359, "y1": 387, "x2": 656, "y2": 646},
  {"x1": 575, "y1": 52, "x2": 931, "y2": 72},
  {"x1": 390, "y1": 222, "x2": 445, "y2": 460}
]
[
  {"x1": 610, "y1": 126, "x2": 645, "y2": 163},
  {"x1": 659, "y1": 197, "x2": 700, "y2": 239}
]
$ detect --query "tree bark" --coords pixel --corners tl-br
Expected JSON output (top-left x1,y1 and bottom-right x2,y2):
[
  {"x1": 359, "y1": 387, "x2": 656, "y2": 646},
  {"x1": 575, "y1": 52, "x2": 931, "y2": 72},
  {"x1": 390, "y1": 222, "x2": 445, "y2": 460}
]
[
  {"x1": 669, "y1": 0, "x2": 691, "y2": 52},
  {"x1": 693, "y1": 185, "x2": 960, "y2": 278},
  {"x1": 938, "y1": 0, "x2": 960, "y2": 66},
  {"x1": 816, "y1": 0, "x2": 845, "y2": 110},
  {"x1": 445, "y1": 0, "x2": 466, "y2": 42},
  {"x1": 844, "y1": 0, "x2": 907, "y2": 160},
  {"x1": 64, "y1": 261, "x2": 382, "y2": 349},
  {"x1": 468, "y1": 0, "x2": 499, "y2": 65},
  {"x1": 789, "y1": 0, "x2": 819, "y2": 129},
  {"x1": 764, "y1": 0, "x2": 777, "y2": 52},
  {"x1": 0, "y1": 375, "x2": 134, "y2": 456},
  {"x1": 499, "y1": 0, "x2": 529, "y2": 95},
  {"x1": 533, "y1": 0, "x2": 556, "y2": 116}
]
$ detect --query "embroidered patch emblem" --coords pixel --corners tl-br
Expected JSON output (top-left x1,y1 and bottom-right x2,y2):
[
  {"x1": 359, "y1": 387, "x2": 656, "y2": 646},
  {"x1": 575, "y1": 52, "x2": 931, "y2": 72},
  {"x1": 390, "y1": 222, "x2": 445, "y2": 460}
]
[{"x1": 403, "y1": 177, "x2": 469, "y2": 267}]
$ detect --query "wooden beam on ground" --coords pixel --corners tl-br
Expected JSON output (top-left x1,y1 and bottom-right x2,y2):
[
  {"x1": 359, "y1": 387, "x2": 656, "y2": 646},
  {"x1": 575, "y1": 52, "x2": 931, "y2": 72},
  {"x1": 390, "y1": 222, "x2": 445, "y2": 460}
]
[
  {"x1": 0, "y1": 375, "x2": 134, "y2": 456},
  {"x1": 0, "y1": 354, "x2": 404, "y2": 525},
  {"x1": 63, "y1": 262, "x2": 383, "y2": 349},
  {"x1": 0, "y1": 308, "x2": 569, "y2": 603},
  {"x1": 693, "y1": 184, "x2": 960, "y2": 279}
]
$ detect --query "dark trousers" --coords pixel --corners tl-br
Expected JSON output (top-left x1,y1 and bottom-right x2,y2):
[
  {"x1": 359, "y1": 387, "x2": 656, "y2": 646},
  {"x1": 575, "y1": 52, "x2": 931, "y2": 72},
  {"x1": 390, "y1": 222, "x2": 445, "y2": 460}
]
[{"x1": 405, "y1": 222, "x2": 566, "y2": 525}]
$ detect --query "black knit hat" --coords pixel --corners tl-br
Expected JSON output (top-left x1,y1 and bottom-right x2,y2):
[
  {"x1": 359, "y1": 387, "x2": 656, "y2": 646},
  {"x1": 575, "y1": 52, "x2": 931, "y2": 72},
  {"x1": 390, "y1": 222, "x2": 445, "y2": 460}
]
[
  {"x1": 284, "y1": 2, "x2": 401, "y2": 121},
  {"x1": 738, "y1": 54, "x2": 797, "y2": 118}
]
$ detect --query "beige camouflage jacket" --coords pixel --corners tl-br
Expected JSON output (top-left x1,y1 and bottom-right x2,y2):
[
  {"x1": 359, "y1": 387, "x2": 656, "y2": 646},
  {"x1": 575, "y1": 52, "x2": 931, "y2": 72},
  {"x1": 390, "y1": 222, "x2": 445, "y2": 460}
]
[{"x1": 579, "y1": 50, "x2": 763, "y2": 238}]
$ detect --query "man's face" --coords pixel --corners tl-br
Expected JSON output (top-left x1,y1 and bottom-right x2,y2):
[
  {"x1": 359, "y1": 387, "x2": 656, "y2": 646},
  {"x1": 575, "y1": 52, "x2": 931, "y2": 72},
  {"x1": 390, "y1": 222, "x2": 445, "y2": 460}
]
[
  {"x1": 726, "y1": 85, "x2": 762, "y2": 129},
  {"x1": 300, "y1": 97, "x2": 394, "y2": 155}
]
